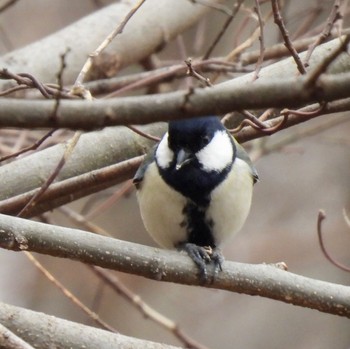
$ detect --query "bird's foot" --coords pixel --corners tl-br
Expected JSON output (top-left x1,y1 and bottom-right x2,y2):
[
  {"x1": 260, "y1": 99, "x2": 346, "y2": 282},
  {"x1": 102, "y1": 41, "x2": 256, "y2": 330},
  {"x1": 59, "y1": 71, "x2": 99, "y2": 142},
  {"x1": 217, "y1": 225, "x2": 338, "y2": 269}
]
[{"x1": 177, "y1": 243, "x2": 224, "y2": 284}]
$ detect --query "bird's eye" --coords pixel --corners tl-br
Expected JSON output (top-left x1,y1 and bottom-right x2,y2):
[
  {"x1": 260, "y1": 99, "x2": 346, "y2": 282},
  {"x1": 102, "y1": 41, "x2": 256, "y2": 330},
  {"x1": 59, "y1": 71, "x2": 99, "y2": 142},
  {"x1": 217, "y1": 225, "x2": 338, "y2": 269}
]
[{"x1": 201, "y1": 135, "x2": 210, "y2": 146}]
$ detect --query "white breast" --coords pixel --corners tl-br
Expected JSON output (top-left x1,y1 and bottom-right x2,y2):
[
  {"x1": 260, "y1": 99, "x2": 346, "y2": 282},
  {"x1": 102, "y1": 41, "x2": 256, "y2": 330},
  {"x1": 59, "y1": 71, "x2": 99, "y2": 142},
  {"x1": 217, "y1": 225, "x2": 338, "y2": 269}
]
[
  {"x1": 137, "y1": 162, "x2": 187, "y2": 249},
  {"x1": 206, "y1": 158, "x2": 254, "y2": 245},
  {"x1": 137, "y1": 158, "x2": 254, "y2": 249}
]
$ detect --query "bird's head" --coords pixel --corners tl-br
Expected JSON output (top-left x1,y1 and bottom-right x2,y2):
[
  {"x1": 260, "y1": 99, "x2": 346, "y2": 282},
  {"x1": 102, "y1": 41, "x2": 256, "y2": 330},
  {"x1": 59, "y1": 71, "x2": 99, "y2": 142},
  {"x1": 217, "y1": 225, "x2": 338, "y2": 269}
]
[{"x1": 155, "y1": 116, "x2": 235, "y2": 173}]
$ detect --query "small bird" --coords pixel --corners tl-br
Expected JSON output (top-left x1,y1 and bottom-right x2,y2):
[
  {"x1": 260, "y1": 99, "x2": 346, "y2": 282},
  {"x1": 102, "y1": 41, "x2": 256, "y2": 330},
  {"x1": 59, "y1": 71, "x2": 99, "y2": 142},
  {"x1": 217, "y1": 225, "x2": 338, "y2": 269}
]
[{"x1": 133, "y1": 116, "x2": 258, "y2": 282}]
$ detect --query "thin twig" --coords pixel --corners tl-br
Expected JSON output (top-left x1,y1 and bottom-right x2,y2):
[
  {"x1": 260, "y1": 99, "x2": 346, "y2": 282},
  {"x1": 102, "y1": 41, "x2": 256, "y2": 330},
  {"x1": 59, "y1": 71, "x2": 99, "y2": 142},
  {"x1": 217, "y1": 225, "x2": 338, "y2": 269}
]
[
  {"x1": 104, "y1": 59, "x2": 243, "y2": 98},
  {"x1": 240, "y1": 109, "x2": 267, "y2": 129},
  {"x1": 185, "y1": 58, "x2": 213, "y2": 86},
  {"x1": 226, "y1": 10, "x2": 273, "y2": 63},
  {"x1": 317, "y1": 210, "x2": 350, "y2": 272},
  {"x1": 85, "y1": 180, "x2": 134, "y2": 220},
  {"x1": 203, "y1": 0, "x2": 245, "y2": 59},
  {"x1": 271, "y1": 0, "x2": 307, "y2": 74},
  {"x1": 17, "y1": 132, "x2": 81, "y2": 217},
  {"x1": 23, "y1": 251, "x2": 117, "y2": 332},
  {"x1": 127, "y1": 125, "x2": 161, "y2": 142},
  {"x1": 252, "y1": 0, "x2": 265, "y2": 80},
  {"x1": 0, "y1": 68, "x2": 75, "y2": 99},
  {"x1": 303, "y1": 0, "x2": 342, "y2": 67},
  {"x1": 92, "y1": 267, "x2": 210, "y2": 349},
  {"x1": 0, "y1": 129, "x2": 57, "y2": 162},
  {"x1": 74, "y1": 0, "x2": 146, "y2": 86},
  {"x1": 250, "y1": 114, "x2": 349, "y2": 161}
]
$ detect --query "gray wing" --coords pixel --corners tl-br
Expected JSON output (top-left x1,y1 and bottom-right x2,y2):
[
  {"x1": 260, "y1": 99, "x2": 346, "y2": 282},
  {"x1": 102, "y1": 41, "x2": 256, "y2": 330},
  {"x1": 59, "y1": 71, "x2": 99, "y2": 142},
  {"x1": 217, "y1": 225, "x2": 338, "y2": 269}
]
[
  {"x1": 233, "y1": 138, "x2": 259, "y2": 183},
  {"x1": 133, "y1": 146, "x2": 157, "y2": 189}
]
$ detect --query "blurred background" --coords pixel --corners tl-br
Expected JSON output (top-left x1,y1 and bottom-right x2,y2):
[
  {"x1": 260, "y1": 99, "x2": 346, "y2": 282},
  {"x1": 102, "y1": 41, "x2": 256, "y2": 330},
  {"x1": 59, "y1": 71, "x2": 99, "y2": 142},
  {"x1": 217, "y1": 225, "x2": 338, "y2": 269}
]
[{"x1": 0, "y1": 1, "x2": 350, "y2": 348}]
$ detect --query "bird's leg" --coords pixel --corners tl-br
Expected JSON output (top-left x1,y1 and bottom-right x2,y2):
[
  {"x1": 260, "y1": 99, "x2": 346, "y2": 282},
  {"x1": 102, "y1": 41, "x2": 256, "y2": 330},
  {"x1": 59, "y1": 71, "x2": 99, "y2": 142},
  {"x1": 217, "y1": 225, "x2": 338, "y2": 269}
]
[{"x1": 177, "y1": 243, "x2": 224, "y2": 284}]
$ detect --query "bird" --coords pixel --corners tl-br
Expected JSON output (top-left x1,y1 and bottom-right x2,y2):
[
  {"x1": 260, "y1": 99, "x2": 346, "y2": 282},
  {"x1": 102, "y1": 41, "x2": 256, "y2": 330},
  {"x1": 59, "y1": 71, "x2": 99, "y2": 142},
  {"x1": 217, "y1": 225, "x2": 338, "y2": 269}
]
[{"x1": 133, "y1": 116, "x2": 258, "y2": 282}]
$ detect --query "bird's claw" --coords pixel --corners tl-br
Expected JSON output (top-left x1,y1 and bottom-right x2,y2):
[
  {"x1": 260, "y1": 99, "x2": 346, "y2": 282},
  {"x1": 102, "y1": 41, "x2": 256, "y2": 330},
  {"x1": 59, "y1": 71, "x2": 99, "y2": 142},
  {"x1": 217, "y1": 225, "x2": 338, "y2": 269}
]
[{"x1": 178, "y1": 243, "x2": 224, "y2": 284}]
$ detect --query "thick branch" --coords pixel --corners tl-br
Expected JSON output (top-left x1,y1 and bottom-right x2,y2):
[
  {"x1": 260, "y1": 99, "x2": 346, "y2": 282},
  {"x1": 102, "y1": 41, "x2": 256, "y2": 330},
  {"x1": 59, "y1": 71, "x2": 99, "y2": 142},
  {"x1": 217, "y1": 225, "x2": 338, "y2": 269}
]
[
  {"x1": 0, "y1": 0, "x2": 225, "y2": 87},
  {"x1": 0, "y1": 214, "x2": 349, "y2": 318},
  {"x1": 0, "y1": 157, "x2": 143, "y2": 217},
  {"x1": 1, "y1": 71, "x2": 350, "y2": 129},
  {"x1": 0, "y1": 124, "x2": 164, "y2": 200},
  {"x1": 0, "y1": 302, "x2": 181, "y2": 349}
]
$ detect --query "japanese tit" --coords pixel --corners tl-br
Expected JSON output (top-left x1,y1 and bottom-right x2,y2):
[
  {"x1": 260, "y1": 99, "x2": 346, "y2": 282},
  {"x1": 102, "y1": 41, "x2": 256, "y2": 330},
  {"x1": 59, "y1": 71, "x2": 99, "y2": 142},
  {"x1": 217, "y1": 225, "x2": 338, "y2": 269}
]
[{"x1": 133, "y1": 116, "x2": 258, "y2": 282}]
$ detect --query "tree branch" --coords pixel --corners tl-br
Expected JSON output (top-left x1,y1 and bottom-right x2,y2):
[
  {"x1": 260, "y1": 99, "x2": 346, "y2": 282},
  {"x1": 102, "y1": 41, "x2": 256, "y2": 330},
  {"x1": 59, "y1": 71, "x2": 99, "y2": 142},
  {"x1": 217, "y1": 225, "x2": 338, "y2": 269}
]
[
  {"x1": 0, "y1": 323, "x2": 35, "y2": 349},
  {"x1": 0, "y1": 0, "x2": 226, "y2": 88},
  {"x1": 0, "y1": 214, "x2": 349, "y2": 318},
  {"x1": 0, "y1": 124, "x2": 164, "y2": 201},
  {"x1": 0, "y1": 156, "x2": 143, "y2": 217},
  {"x1": 0, "y1": 70, "x2": 350, "y2": 129},
  {"x1": 0, "y1": 302, "x2": 181, "y2": 349},
  {"x1": 1, "y1": 35, "x2": 350, "y2": 129}
]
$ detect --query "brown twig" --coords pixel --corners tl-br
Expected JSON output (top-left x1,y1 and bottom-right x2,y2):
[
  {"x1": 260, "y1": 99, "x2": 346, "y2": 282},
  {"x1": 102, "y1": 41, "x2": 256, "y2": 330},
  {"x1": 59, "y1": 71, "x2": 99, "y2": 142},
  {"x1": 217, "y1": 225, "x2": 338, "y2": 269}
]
[
  {"x1": 85, "y1": 180, "x2": 134, "y2": 220},
  {"x1": 226, "y1": 9, "x2": 273, "y2": 63},
  {"x1": 303, "y1": 0, "x2": 342, "y2": 67},
  {"x1": 229, "y1": 109, "x2": 288, "y2": 135},
  {"x1": 251, "y1": 114, "x2": 349, "y2": 161},
  {"x1": 0, "y1": 129, "x2": 57, "y2": 162},
  {"x1": 0, "y1": 68, "x2": 75, "y2": 99},
  {"x1": 0, "y1": 84, "x2": 29, "y2": 96},
  {"x1": 185, "y1": 58, "x2": 213, "y2": 87},
  {"x1": 280, "y1": 103, "x2": 326, "y2": 117},
  {"x1": 127, "y1": 125, "x2": 161, "y2": 142},
  {"x1": 203, "y1": 0, "x2": 245, "y2": 59},
  {"x1": 235, "y1": 98, "x2": 349, "y2": 143},
  {"x1": 92, "y1": 267, "x2": 210, "y2": 349},
  {"x1": 252, "y1": 0, "x2": 265, "y2": 80},
  {"x1": 317, "y1": 210, "x2": 350, "y2": 272},
  {"x1": 17, "y1": 132, "x2": 81, "y2": 217},
  {"x1": 271, "y1": 0, "x2": 307, "y2": 74},
  {"x1": 104, "y1": 59, "x2": 243, "y2": 98},
  {"x1": 0, "y1": 69, "x2": 50, "y2": 98},
  {"x1": 240, "y1": 109, "x2": 267, "y2": 129},
  {"x1": 74, "y1": 0, "x2": 147, "y2": 86},
  {"x1": 22, "y1": 251, "x2": 117, "y2": 332}
]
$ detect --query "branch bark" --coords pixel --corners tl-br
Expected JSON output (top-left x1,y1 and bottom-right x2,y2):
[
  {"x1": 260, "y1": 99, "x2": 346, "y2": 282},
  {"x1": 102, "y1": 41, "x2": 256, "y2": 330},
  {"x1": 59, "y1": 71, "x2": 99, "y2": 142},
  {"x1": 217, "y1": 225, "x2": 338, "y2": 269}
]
[
  {"x1": 0, "y1": 302, "x2": 182, "y2": 349},
  {"x1": 0, "y1": 0, "x2": 225, "y2": 88},
  {"x1": 1, "y1": 37, "x2": 349, "y2": 129},
  {"x1": 0, "y1": 214, "x2": 349, "y2": 318},
  {"x1": 0, "y1": 124, "x2": 165, "y2": 200}
]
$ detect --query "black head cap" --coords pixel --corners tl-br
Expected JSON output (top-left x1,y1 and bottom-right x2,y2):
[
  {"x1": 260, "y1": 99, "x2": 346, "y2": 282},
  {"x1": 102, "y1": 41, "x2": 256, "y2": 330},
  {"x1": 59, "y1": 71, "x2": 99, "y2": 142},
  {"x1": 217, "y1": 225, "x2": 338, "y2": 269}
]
[{"x1": 168, "y1": 116, "x2": 225, "y2": 153}]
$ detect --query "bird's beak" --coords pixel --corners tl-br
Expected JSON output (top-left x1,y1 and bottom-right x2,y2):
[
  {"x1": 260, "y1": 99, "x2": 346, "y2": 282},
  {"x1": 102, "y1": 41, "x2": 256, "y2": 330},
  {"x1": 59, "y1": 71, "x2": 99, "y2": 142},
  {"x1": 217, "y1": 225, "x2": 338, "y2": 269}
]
[{"x1": 175, "y1": 149, "x2": 192, "y2": 170}]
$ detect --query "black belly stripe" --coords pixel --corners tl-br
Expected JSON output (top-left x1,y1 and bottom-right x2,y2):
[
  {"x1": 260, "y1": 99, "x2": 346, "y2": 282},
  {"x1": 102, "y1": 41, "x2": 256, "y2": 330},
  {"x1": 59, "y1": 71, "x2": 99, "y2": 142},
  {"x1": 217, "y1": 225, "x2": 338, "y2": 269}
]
[{"x1": 181, "y1": 201, "x2": 216, "y2": 247}]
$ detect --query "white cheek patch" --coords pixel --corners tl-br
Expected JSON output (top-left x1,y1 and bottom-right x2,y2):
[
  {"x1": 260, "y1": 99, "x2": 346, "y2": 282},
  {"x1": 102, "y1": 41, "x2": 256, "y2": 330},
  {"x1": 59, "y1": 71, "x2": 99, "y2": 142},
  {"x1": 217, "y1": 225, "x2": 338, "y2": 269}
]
[
  {"x1": 197, "y1": 131, "x2": 233, "y2": 172},
  {"x1": 156, "y1": 132, "x2": 174, "y2": 169}
]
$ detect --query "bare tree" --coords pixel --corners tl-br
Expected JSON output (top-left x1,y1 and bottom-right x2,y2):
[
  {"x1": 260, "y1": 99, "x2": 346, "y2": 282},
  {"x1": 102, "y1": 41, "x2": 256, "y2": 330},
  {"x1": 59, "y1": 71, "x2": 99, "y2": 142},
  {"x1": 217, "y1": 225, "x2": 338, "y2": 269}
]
[{"x1": 0, "y1": 0, "x2": 350, "y2": 348}]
